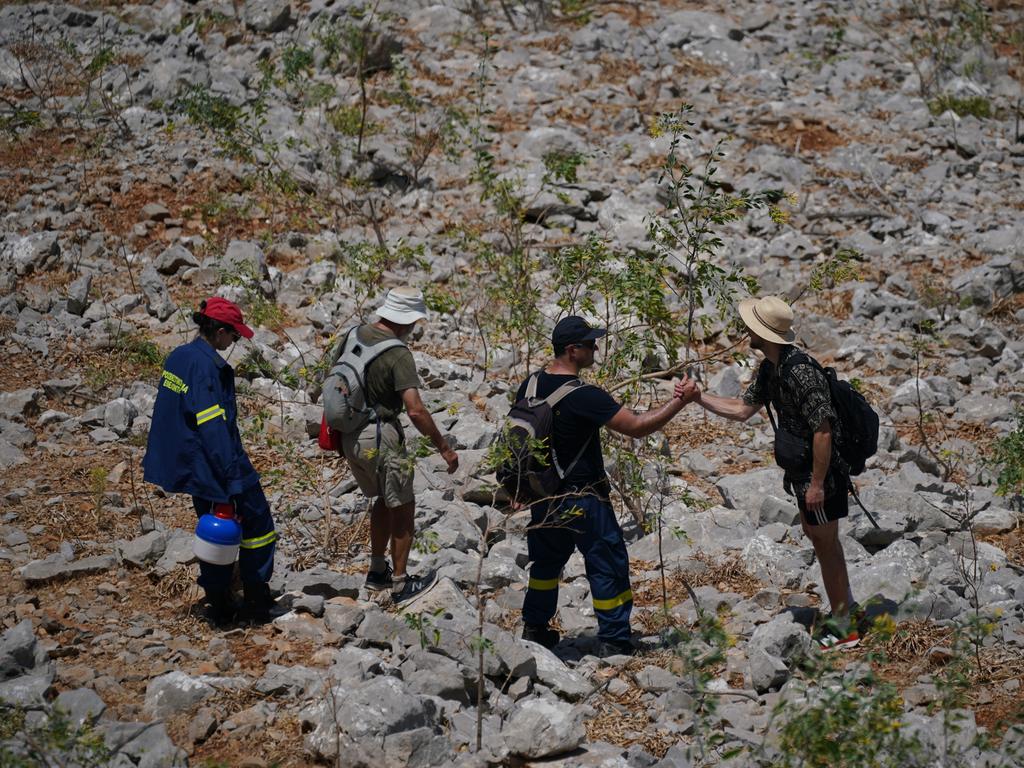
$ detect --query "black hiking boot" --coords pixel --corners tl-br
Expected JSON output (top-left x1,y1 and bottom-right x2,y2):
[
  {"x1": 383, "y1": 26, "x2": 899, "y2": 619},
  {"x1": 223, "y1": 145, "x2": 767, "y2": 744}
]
[
  {"x1": 597, "y1": 638, "x2": 638, "y2": 658},
  {"x1": 206, "y1": 588, "x2": 238, "y2": 629},
  {"x1": 239, "y1": 582, "x2": 275, "y2": 625},
  {"x1": 522, "y1": 623, "x2": 560, "y2": 649}
]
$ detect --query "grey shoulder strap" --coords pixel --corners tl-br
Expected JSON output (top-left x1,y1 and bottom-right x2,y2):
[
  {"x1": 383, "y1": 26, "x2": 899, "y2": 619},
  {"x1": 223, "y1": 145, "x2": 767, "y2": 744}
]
[
  {"x1": 544, "y1": 379, "x2": 588, "y2": 407},
  {"x1": 326, "y1": 326, "x2": 356, "y2": 371},
  {"x1": 541, "y1": 377, "x2": 593, "y2": 480},
  {"x1": 332, "y1": 328, "x2": 406, "y2": 380},
  {"x1": 525, "y1": 373, "x2": 539, "y2": 400}
]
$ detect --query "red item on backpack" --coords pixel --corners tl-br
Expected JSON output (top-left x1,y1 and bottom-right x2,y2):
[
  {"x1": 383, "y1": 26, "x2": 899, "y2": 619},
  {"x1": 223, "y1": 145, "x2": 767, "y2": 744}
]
[{"x1": 318, "y1": 414, "x2": 341, "y2": 452}]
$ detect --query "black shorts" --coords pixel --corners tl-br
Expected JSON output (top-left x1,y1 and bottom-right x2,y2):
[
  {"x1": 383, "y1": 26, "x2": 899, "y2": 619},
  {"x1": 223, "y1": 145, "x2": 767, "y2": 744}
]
[{"x1": 794, "y1": 485, "x2": 849, "y2": 526}]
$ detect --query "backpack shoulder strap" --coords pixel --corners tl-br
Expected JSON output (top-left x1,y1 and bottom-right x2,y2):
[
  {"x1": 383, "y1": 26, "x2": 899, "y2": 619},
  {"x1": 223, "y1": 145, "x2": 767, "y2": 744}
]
[
  {"x1": 326, "y1": 326, "x2": 358, "y2": 371},
  {"x1": 778, "y1": 349, "x2": 817, "y2": 376},
  {"x1": 362, "y1": 336, "x2": 406, "y2": 360},
  {"x1": 542, "y1": 378, "x2": 593, "y2": 481},
  {"x1": 552, "y1": 432, "x2": 593, "y2": 480},
  {"x1": 331, "y1": 331, "x2": 408, "y2": 415},
  {"x1": 335, "y1": 330, "x2": 406, "y2": 371},
  {"x1": 773, "y1": 349, "x2": 825, "y2": 399},
  {"x1": 766, "y1": 350, "x2": 815, "y2": 432},
  {"x1": 543, "y1": 379, "x2": 589, "y2": 408},
  {"x1": 525, "y1": 373, "x2": 540, "y2": 400}
]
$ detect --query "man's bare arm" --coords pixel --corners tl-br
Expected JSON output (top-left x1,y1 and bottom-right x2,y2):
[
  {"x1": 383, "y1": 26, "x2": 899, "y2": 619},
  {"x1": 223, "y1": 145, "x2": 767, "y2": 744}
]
[
  {"x1": 810, "y1": 421, "x2": 832, "y2": 488},
  {"x1": 804, "y1": 420, "x2": 833, "y2": 513},
  {"x1": 401, "y1": 387, "x2": 459, "y2": 472},
  {"x1": 606, "y1": 397, "x2": 686, "y2": 439},
  {"x1": 697, "y1": 392, "x2": 762, "y2": 422}
]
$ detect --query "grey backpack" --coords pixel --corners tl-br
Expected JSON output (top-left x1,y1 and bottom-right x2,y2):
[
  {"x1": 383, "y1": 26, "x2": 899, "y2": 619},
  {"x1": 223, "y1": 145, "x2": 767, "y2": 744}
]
[{"x1": 322, "y1": 328, "x2": 406, "y2": 434}]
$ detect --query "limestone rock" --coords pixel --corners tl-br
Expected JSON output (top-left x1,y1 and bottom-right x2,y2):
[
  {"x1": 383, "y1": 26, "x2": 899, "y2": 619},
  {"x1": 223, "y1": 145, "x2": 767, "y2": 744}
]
[{"x1": 503, "y1": 698, "x2": 585, "y2": 759}]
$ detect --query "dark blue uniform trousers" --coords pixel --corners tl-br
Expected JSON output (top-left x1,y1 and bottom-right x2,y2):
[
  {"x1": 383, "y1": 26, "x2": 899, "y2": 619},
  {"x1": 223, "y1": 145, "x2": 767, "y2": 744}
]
[
  {"x1": 522, "y1": 494, "x2": 633, "y2": 643},
  {"x1": 192, "y1": 482, "x2": 276, "y2": 593}
]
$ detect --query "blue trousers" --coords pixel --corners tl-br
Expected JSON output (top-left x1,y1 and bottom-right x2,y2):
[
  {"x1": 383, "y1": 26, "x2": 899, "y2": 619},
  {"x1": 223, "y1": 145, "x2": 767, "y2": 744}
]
[
  {"x1": 192, "y1": 482, "x2": 276, "y2": 593},
  {"x1": 522, "y1": 495, "x2": 633, "y2": 643}
]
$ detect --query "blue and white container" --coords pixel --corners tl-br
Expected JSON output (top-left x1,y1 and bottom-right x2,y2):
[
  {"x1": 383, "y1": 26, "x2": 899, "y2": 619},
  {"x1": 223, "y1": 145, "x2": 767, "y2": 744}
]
[{"x1": 193, "y1": 510, "x2": 242, "y2": 565}]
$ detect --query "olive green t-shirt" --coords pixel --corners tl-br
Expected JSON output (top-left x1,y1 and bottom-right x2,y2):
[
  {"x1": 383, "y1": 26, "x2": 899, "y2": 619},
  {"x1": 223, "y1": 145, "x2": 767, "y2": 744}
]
[{"x1": 351, "y1": 324, "x2": 420, "y2": 421}]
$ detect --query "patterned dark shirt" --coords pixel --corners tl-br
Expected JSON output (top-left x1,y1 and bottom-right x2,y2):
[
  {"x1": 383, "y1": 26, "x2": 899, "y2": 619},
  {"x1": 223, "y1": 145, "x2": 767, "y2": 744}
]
[{"x1": 742, "y1": 346, "x2": 846, "y2": 496}]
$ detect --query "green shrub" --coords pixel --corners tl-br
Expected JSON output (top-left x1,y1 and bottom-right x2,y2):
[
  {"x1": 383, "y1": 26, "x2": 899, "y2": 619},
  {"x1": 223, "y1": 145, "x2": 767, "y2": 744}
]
[
  {"x1": 928, "y1": 94, "x2": 992, "y2": 118},
  {"x1": 989, "y1": 408, "x2": 1024, "y2": 502},
  {"x1": 328, "y1": 104, "x2": 372, "y2": 137},
  {"x1": 219, "y1": 261, "x2": 284, "y2": 330},
  {"x1": 0, "y1": 706, "x2": 111, "y2": 768},
  {"x1": 772, "y1": 666, "x2": 923, "y2": 767}
]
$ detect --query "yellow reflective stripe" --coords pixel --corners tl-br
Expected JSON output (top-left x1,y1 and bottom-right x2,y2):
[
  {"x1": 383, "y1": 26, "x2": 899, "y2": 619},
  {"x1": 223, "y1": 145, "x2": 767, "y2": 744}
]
[
  {"x1": 196, "y1": 409, "x2": 225, "y2": 425},
  {"x1": 196, "y1": 405, "x2": 226, "y2": 425},
  {"x1": 592, "y1": 589, "x2": 633, "y2": 612},
  {"x1": 528, "y1": 576, "x2": 560, "y2": 591},
  {"x1": 240, "y1": 531, "x2": 278, "y2": 549}
]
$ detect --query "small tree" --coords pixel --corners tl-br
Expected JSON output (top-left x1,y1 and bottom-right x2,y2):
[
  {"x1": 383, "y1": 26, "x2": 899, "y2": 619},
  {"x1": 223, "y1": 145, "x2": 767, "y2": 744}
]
[
  {"x1": 988, "y1": 408, "x2": 1024, "y2": 511},
  {"x1": 647, "y1": 106, "x2": 785, "y2": 369}
]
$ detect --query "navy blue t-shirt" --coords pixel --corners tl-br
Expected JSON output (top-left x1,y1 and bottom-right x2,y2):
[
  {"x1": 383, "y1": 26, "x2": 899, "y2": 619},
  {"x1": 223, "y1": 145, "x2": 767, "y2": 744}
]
[{"x1": 515, "y1": 371, "x2": 622, "y2": 491}]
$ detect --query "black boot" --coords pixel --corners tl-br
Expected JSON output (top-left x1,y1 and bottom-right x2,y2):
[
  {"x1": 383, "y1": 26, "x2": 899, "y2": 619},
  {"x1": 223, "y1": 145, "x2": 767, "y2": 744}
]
[
  {"x1": 206, "y1": 588, "x2": 238, "y2": 628},
  {"x1": 522, "y1": 623, "x2": 560, "y2": 649},
  {"x1": 240, "y1": 582, "x2": 274, "y2": 624}
]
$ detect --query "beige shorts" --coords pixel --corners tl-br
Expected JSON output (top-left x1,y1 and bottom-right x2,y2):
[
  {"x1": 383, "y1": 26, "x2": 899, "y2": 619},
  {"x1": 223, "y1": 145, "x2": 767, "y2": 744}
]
[{"x1": 341, "y1": 420, "x2": 415, "y2": 508}]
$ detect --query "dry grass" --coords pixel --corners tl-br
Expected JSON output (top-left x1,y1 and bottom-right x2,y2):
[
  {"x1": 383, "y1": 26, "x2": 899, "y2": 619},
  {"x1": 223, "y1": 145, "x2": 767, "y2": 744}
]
[
  {"x1": 290, "y1": 513, "x2": 371, "y2": 572},
  {"x1": 986, "y1": 292, "x2": 1024, "y2": 321},
  {"x1": 981, "y1": 528, "x2": 1024, "y2": 569},
  {"x1": 893, "y1": 418, "x2": 999, "y2": 462},
  {"x1": 865, "y1": 619, "x2": 954, "y2": 664},
  {"x1": 596, "y1": 53, "x2": 642, "y2": 85},
  {"x1": 156, "y1": 565, "x2": 201, "y2": 603},
  {"x1": 585, "y1": 691, "x2": 679, "y2": 757},
  {"x1": 662, "y1": 414, "x2": 738, "y2": 451},
  {"x1": 93, "y1": 167, "x2": 321, "y2": 255},
  {"x1": 886, "y1": 152, "x2": 931, "y2": 172},
  {"x1": 674, "y1": 54, "x2": 723, "y2": 79},
  {"x1": 632, "y1": 552, "x2": 763, "y2": 634},
  {"x1": 684, "y1": 551, "x2": 763, "y2": 596},
  {"x1": 585, "y1": 644, "x2": 729, "y2": 756},
  {"x1": 749, "y1": 117, "x2": 853, "y2": 155},
  {"x1": 0, "y1": 130, "x2": 86, "y2": 209},
  {"x1": 838, "y1": 618, "x2": 1024, "y2": 742}
]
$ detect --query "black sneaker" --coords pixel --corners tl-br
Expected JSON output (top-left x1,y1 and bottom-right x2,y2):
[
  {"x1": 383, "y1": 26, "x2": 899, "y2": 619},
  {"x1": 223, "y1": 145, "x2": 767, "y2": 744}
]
[
  {"x1": 391, "y1": 571, "x2": 437, "y2": 604},
  {"x1": 597, "y1": 638, "x2": 637, "y2": 657},
  {"x1": 365, "y1": 563, "x2": 394, "y2": 592},
  {"x1": 522, "y1": 623, "x2": 560, "y2": 649}
]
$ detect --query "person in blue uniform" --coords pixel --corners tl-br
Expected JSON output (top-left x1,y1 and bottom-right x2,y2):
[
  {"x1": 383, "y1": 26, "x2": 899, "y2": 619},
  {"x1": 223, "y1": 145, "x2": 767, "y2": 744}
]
[
  {"x1": 516, "y1": 317, "x2": 699, "y2": 656},
  {"x1": 143, "y1": 297, "x2": 277, "y2": 627}
]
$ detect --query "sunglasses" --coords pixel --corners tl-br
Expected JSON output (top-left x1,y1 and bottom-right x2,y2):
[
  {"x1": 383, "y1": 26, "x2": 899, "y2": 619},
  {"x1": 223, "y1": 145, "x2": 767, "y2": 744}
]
[{"x1": 220, "y1": 325, "x2": 241, "y2": 342}]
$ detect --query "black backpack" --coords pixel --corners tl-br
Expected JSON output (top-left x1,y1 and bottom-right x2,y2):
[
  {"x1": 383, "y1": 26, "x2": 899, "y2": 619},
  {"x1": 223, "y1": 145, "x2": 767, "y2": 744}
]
[
  {"x1": 771, "y1": 352, "x2": 879, "y2": 476},
  {"x1": 495, "y1": 373, "x2": 592, "y2": 505}
]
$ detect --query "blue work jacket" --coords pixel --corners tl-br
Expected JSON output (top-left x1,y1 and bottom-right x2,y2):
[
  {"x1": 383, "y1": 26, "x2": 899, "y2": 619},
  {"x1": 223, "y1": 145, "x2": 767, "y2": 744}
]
[{"x1": 143, "y1": 338, "x2": 259, "y2": 503}]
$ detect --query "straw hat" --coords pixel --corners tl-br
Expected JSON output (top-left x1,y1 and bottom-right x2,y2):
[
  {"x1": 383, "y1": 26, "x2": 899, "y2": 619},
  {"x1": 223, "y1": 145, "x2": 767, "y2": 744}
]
[
  {"x1": 375, "y1": 287, "x2": 428, "y2": 325},
  {"x1": 738, "y1": 296, "x2": 797, "y2": 345}
]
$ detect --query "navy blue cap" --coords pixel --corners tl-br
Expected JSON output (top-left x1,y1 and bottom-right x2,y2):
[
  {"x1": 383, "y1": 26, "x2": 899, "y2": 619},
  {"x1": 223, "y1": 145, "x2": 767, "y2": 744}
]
[{"x1": 552, "y1": 316, "x2": 607, "y2": 351}]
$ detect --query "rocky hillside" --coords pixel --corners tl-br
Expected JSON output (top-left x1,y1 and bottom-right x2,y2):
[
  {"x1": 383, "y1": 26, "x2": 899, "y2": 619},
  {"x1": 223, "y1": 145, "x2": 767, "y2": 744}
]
[{"x1": 1, "y1": 0, "x2": 1023, "y2": 766}]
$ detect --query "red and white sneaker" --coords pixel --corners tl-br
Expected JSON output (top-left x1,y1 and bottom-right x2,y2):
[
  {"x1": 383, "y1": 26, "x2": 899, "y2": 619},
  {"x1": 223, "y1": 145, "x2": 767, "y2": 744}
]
[{"x1": 817, "y1": 628, "x2": 861, "y2": 651}]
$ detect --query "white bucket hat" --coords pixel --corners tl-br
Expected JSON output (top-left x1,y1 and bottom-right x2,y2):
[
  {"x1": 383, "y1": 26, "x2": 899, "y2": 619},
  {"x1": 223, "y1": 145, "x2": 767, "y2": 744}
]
[
  {"x1": 376, "y1": 287, "x2": 428, "y2": 325},
  {"x1": 738, "y1": 295, "x2": 797, "y2": 344}
]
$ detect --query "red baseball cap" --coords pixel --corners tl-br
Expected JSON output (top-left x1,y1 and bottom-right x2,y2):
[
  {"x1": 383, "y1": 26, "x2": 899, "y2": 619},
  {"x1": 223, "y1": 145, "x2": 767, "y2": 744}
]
[{"x1": 200, "y1": 297, "x2": 254, "y2": 339}]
